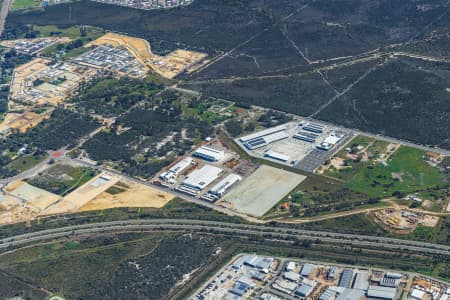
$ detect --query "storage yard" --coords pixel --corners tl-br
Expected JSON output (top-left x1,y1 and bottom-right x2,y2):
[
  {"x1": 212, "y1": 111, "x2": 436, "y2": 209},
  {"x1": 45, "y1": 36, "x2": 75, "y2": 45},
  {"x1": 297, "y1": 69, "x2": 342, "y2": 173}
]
[
  {"x1": 373, "y1": 208, "x2": 440, "y2": 233},
  {"x1": 236, "y1": 120, "x2": 354, "y2": 173},
  {"x1": 219, "y1": 165, "x2": 306, "y2": 217},
  {"x1": 87, "y1": 33, "x2": 207, "y2": 78},
  {"x1": 154, "y1": 137, "x2": 307, "y2": 217},
  {"x1": 192, "y1": 254, "x2": 450, "y2": 300}
]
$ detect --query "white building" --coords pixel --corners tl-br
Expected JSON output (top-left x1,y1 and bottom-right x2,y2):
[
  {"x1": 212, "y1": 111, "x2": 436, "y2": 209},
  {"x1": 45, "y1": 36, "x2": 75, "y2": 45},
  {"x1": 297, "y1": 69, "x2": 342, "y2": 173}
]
[
  {"x1": 240, "y1": 124, "x2": 289, "y2": 150},
  {"x1": 181, "y1": 165, "x2": 223, "y2": 191},
  {"x1": 208, "y1": 173, "x2": 242, "y2": 198},
  {"x1": 264, "y1": 150, "x2": 290, "y2": 163},
  {"x1": 286, "y1": 262, "x2": 296, "y2": 272},
  {"x1": 192, "y1": 145, "x2": 226, "y2": 162},
  {"x1": 160, "y1": 157, "x2": 193, "y2": 183},
  {"x1": 317, "y1": 132, "x2": 344, "y2": 151},
  {"x1": 411, "y1": 289, "x2": 426, "y2": 300}
]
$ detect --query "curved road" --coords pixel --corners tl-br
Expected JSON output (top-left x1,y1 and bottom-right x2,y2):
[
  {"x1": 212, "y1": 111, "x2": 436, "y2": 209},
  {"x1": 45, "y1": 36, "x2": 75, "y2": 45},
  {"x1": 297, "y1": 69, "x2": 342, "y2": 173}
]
[{"x1": 1, "y1": 219, "x2": 449, "y2": 255}]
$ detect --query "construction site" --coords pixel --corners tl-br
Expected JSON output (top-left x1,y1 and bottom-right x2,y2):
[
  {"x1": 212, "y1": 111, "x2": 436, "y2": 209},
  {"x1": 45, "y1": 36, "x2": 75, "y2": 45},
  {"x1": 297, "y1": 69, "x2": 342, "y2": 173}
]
[
  {"x1": 0, "y1": 162, "x2": 174, "y2": 225},
  {"x1": 373, "y1": 208, "x2": 439, "y2": 234},
  {"x1": 9, "y1": 58, "x2": 97, "y2": 107},
  {"x1": 74, "y1": 43, "x2": 147, "y2": 77},
  {"x1": 86, "y1": 33, "x2": 208, "y2": 78}
]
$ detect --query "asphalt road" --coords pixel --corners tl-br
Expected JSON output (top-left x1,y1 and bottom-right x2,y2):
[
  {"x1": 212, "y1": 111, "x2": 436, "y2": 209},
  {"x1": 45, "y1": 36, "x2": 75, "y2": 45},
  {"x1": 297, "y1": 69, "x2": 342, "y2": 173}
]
[
  {"x1": 0, "y1": 0, "x2": 12, "y2": 36},
  {"x1": 1, "y1": 219, "x2": 449, "y2": 255}
]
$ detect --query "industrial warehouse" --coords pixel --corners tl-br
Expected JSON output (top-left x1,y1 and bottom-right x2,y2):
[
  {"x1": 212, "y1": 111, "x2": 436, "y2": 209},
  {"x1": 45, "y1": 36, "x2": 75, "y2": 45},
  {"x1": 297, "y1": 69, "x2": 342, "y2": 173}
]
[
  {"x1": 192, "y1": 255, "x2": 450, "y2": 300},
  {"x1": 154, "y1": 138, "x2": 307, "y2": 217},
  {"x1": 155, "y1": 141, "x2": 250, "y2": 202},
  {"x1": 236, "y1": 120, "x2": 354, "y2": 173},
  {"x1": 178, "y1": 165, "x2": 224, "y2": 195}
]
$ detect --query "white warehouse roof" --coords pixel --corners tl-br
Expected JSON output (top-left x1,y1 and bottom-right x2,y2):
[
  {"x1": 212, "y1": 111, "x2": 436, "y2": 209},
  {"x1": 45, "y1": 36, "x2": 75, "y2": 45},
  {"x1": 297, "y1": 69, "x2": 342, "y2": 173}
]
[
  {"x1": 209, "y1": 173, "x2": 242, "y2": 197},
  {"x1": 264, "y1": 150, "x2": 290, "y2": 162},
  {"x1": 411, "y1": 289, "x2": 426, "y2": 300},
  {"x1": 367, "y1": 285, "x2": 397, "y2": 300},
  {"x1": 324, "y1": 133, "x2": 343, "y2": 145},
  {"x1": 239, "y1": 124, "x2": 287, "y2": 142},
  {"x1": 168, "y1": 157, "x2": 193, "y2": 175},
  {"x1": 181, "y1": 165, "x2": 223, "y2": 190},
  {"x1": 192, "y1": 145, "x2": 225, "y2": 162}
]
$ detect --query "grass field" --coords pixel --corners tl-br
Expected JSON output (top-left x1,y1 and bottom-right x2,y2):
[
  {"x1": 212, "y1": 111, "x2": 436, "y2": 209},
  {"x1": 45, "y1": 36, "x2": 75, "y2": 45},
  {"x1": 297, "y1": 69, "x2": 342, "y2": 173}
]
[
  {"x1": 346, "y1": 146, "x2": 447, "y2": 197},
  {"x1": 10, "y1": 0, "x2": 39, "y2": 11},
  {"x1": 27, "y1": 163, "x2": 97, "y2": 196},
  {"x1": 32, "y1": 25, "x2": 104, "y2": 39},
  {"x1": 6, "y1": 154, "x2": 46, "y2": 173}
]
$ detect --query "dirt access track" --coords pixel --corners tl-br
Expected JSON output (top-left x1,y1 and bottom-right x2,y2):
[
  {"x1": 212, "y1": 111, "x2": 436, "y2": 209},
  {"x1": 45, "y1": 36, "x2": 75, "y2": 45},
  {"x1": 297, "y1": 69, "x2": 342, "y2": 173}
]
[{"x1": 87, "y1": 33, "x2": 207, "y2": 79}]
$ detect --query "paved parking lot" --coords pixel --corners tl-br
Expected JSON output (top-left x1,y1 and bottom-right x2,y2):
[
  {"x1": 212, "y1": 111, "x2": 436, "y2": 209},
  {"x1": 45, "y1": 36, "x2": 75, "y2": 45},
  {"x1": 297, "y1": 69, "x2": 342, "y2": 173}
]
[{"x1": 295, "y1": 132, "x2": 354, "y2": 172}]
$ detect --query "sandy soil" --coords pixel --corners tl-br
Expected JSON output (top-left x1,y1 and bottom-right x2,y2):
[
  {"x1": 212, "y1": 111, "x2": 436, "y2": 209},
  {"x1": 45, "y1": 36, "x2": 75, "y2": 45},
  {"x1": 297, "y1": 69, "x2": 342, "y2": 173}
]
[
  {"x1": 88, "y1": 33, "x2": 207, "y2": 78},
  {"x1": 41, "y1": 172, "x2": 120, "y2": 215},
  {"x1": 0, "y1": 111, "x2": 50, "y2": 133},
  {"x1": 5, "y1": 181, "x2": 61, "y2": 211},
  {"x1": 78, "y1": 180, "x2": 174, "y2": 211}
]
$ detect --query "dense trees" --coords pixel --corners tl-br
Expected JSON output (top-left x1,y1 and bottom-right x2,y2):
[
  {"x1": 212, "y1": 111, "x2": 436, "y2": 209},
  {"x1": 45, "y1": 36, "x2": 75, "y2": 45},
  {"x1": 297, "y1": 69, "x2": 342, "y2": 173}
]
[{"x1": 73, "y1": 77, "x2": 163, "y2": 116}]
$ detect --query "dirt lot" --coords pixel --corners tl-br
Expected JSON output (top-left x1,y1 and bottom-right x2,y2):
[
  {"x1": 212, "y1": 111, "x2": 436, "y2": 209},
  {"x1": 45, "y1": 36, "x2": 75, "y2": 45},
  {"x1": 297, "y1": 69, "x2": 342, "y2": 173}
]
[
  {"x1": 0, "y1": 180, "x2": 62, "y2": 224},
  {"x1": 78, "y1": 179, "x2": 173, "y2": 211},
  {"x1": 0, "y1": 111, "x2": 51, "y2": 134},
  {"x1": 88, "y1": 33, "x2": 207, "y2": 78},
  {"x1": 5, "y1": 181, "x2": 61, "y2": 210}
]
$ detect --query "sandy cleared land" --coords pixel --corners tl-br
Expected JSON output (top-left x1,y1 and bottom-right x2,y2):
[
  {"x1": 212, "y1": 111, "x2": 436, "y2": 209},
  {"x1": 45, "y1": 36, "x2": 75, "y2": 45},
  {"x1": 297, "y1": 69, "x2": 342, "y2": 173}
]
[
  {"x1": 41, "y1": 172, "x2": 120, "y2": 215},
  {"x1": 0, "y1": 111, "x2": 51, "y2": 134},
  {"x1": 220, "y1": 165, "x2": 306, "y2": 217},
  {"x1": 78, "y1": 179, "x2": 174, "y2": 211},
  {"x1": 5, "y1": 181, "x2": 62, "y2": 211},
  {"x1": 88, "y1": 33, "x2": 207, "y2": 78},
  {"x1": 0, "y1": 181, "x2": 62, "y2": 224}
]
